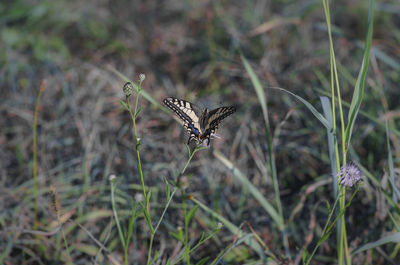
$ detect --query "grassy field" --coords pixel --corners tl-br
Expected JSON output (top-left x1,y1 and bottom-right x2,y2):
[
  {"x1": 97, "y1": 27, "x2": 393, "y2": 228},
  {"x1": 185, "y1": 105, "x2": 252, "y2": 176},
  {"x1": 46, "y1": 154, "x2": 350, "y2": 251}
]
[{"x1": 1, "y1": 0, "x2": 400, "y2": 264}]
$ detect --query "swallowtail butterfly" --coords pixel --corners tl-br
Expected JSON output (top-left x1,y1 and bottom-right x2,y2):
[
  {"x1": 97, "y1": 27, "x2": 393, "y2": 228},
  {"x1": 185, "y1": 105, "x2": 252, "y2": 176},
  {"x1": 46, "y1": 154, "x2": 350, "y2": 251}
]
[{"x1": 163, "y1": 97, "x2": 236, "y2": 146}]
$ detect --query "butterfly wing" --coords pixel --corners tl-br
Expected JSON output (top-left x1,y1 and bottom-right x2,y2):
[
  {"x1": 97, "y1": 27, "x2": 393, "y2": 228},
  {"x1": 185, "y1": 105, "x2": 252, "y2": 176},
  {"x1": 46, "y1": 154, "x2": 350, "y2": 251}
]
[
  {"x1": 202, "y1": 106, "x2": 236, "y2": 145},
  {"x1": 163, "y1": 97, "x2": 203, "y2": 143}
]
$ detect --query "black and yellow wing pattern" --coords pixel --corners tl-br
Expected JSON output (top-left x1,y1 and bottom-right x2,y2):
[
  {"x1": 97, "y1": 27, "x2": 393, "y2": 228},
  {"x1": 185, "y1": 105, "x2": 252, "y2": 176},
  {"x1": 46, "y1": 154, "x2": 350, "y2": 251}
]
[{"x1": 163, "y1": 97, "x2": 236, "y2": 145}]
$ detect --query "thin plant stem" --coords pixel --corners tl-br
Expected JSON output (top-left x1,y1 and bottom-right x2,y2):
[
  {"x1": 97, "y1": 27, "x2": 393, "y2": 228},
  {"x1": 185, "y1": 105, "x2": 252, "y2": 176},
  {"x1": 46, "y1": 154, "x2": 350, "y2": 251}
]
[
  {"x1": 305, "y1": 187, "x2": 359, "y2": 265},
  {"x1": 174, "y1": 145, "x2": 205, "y2": 264},
  {"x1": 110, "y1": 178, "x2": 126, "y2": 251},
  {"x1": 156, "y1": 188, "x2": 177, "y2": 235},
  {"x1": 183, "y1": 191, "x2": 190, "y2": 264},
  {"x1": 147, "y1": 188, "x2": 177, "y2": 265},
  {"x1": 126, "y1": 86, "x2": 148, "y2": 211},
  {"x1": 305, "y1": 188, "x2": 343, "y2": 265},
  {"x1": 177, "y1": 146, "x2": 202, "y2": 186},
  {"x1": 125, "y1": 79, "x2": 150, "y2": 265},
  {"x1": 33, "y1": 80, "x2": 46, "y2": 230}
]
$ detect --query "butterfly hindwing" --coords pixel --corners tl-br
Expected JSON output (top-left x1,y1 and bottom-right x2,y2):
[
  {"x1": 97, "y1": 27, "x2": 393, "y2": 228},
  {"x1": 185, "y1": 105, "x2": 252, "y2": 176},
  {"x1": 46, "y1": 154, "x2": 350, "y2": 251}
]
[
  {"x1": 202, "y1": 106, "x2": 236, "y2": 144},
  {"x1": 205, "y1": 106, "x2": 236, "y2": 131}
]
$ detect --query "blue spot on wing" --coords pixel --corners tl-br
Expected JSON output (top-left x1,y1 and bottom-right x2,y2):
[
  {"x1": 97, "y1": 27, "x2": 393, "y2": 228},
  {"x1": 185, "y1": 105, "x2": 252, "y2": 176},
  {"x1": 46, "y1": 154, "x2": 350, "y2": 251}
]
[{"x1": 188, "y1": 124, "x2": 200, "y2": 136}]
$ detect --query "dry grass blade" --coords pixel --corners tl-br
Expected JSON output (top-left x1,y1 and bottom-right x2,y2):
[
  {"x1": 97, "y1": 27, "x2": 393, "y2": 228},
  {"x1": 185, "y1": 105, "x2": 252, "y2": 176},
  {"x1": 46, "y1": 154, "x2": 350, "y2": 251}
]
[{"x1": 248, "y1": 17, "x2": 301, "y2": 37}]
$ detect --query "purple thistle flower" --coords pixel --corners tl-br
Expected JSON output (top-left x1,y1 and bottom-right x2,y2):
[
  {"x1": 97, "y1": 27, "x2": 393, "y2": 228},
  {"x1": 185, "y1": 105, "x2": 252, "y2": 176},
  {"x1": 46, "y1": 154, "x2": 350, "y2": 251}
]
[{"x1": 336, "y1": 163, "x2": 363, "y2": 187}]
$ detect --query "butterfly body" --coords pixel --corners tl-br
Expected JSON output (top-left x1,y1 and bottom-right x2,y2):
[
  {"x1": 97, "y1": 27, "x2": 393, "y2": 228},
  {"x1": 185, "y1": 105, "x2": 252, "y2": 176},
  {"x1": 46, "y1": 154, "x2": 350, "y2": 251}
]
[{"x1": 163, "y1": 97, "x2": 236, "y2": 145}]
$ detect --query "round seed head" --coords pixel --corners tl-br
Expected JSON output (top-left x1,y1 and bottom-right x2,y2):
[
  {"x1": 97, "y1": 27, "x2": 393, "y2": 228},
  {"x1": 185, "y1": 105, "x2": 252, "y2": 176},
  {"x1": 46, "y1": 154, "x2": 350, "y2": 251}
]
[{"x1": 123, "y1": 82, "x2": 134, "y2": 97}]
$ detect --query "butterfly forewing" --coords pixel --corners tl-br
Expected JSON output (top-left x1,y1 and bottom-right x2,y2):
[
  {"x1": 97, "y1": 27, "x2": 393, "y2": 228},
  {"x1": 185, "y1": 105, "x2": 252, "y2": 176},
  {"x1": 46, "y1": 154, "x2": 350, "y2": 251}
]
[
  {"x1": 197, "y1": 106, "x2": 235, "y2": 145},
  {"x1": 163, "y1": 97, "x2": 203, "y2": 142}
]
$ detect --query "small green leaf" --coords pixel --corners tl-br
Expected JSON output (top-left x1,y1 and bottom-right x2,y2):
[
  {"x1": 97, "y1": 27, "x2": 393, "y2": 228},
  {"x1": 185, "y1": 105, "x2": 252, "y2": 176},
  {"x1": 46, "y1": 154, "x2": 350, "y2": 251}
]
[
  {"x1": 185, "y1": 205, "x2": 199, "y2": 225},
  {"x1": 318, "y1": 231, "x2": 331, "y2": 246},
  {"x1": 170, "y1": 229, "x2": 184, "y2": 243},
  {"x1": 164, "y1": 177, "x2": 171, "y2": 201},
  {"x1": 147, "y1": 190, "x2": 152, "y2": 205},
  {"x1": 135, "y1": 205, "x2": 145, "y2": 218},
  {"x1": 325, "y1": 200, "x2": 331, "y2": 213},
  {"x1": 126, "y1": 201, "x2": 137, "y2": 246},
  {"x1": 185, "y1": 143, "x2": 191, "y2": 156},
  {"x1": 144, "y1": 212, "x2": 154, "y2": 234},
  {"x1": 135, "y1": 106, "x2": 143, "y2": 119},
  {"x1": 119, "y1": 100, "x2": 128, "y2": 110},
  {"x1": 141, "y1": 202, "x2": 154, "y2": 234},
  {"x1": 150, "y1": 251, "x2": 159, "y2": 264},
  {"x1": 302, "y1": 247, "x2": 309, "y2": 264},
  {"x1": 192, "y1": 232, "x2": 206, "y2": 249},
  {"x1": 195, "y1": 257, "x2": 210, "y2": 265},
  {"x1": 186, "y1": 173, "x2": 194, "y2": 182}
]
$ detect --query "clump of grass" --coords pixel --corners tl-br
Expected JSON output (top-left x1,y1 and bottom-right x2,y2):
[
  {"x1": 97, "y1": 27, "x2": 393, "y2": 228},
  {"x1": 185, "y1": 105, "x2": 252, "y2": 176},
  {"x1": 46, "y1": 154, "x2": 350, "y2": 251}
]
[
  {"x1": 49, "y1": 185, "x2": 72, "y2": 264},
  {"x1": 239, "y1": 0, "x2": 375, "y2": 263},
  {"x1": 321, "y1": 0, "x2": 374, "y2": 264}
]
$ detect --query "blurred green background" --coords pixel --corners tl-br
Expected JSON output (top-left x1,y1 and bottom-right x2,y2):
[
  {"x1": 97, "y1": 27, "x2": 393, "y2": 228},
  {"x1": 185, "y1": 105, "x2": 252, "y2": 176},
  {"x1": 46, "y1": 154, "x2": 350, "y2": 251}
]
[{"x1": 1, "y1": 0, "x2": 400, "y2": 264}]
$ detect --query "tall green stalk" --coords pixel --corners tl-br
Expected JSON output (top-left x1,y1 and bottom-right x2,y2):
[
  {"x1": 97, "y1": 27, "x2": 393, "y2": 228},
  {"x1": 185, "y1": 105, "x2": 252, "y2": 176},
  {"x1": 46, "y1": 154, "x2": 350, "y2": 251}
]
[
  {"x1": 116, "y1": 76, "x2": 150, "y2": 265},
  {"x1": 321, "y1": 1, "x2": 348, "y2": 263},
  {"x1": 323, "y1": 0, "x2": 374, "y2": 263},
  {"x1": 125, "y1": 78, "x2": 148, "y2": 211}
]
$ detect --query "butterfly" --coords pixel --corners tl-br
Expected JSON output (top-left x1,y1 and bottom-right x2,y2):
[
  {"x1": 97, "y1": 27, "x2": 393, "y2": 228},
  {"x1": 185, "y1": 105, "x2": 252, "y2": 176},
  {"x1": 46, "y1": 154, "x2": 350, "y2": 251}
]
[{"x1": 163, "y1": 97, "x2": 236, "y2": 146}]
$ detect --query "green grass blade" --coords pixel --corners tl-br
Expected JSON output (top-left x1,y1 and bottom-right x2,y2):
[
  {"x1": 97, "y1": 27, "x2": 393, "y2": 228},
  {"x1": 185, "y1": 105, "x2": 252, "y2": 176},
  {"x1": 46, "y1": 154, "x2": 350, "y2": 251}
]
[
  {"x1": 345, "y1": 0, "x2": 375, "y2": 146},
  {"x1": 272, "y1": 87, "x2": 331, "y2": 130},
  {"x1": 351, "y1": 232, "x2": 400, "y2": 255},
  {"x1": 370, "y1": 46, "x2": 400, "y2": 71},
  {"x1": 240, "y1": 53, "x2": 269, "y2": 127},
  {"x1": 386, "y1": 121, "x2": 400, "y2": 203},
  {"x1": 240, "y1": 55, "x2": 285, "y2": 252},
  {"x1": 191, "y1": 197, "x2": 265, "y2": 257},
  {"x1": 320, "y1": 96, "x2": 338, "y2": 197},
  {"x1": 213, "y1": 150, "x2": 283, "y2": 230}
]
